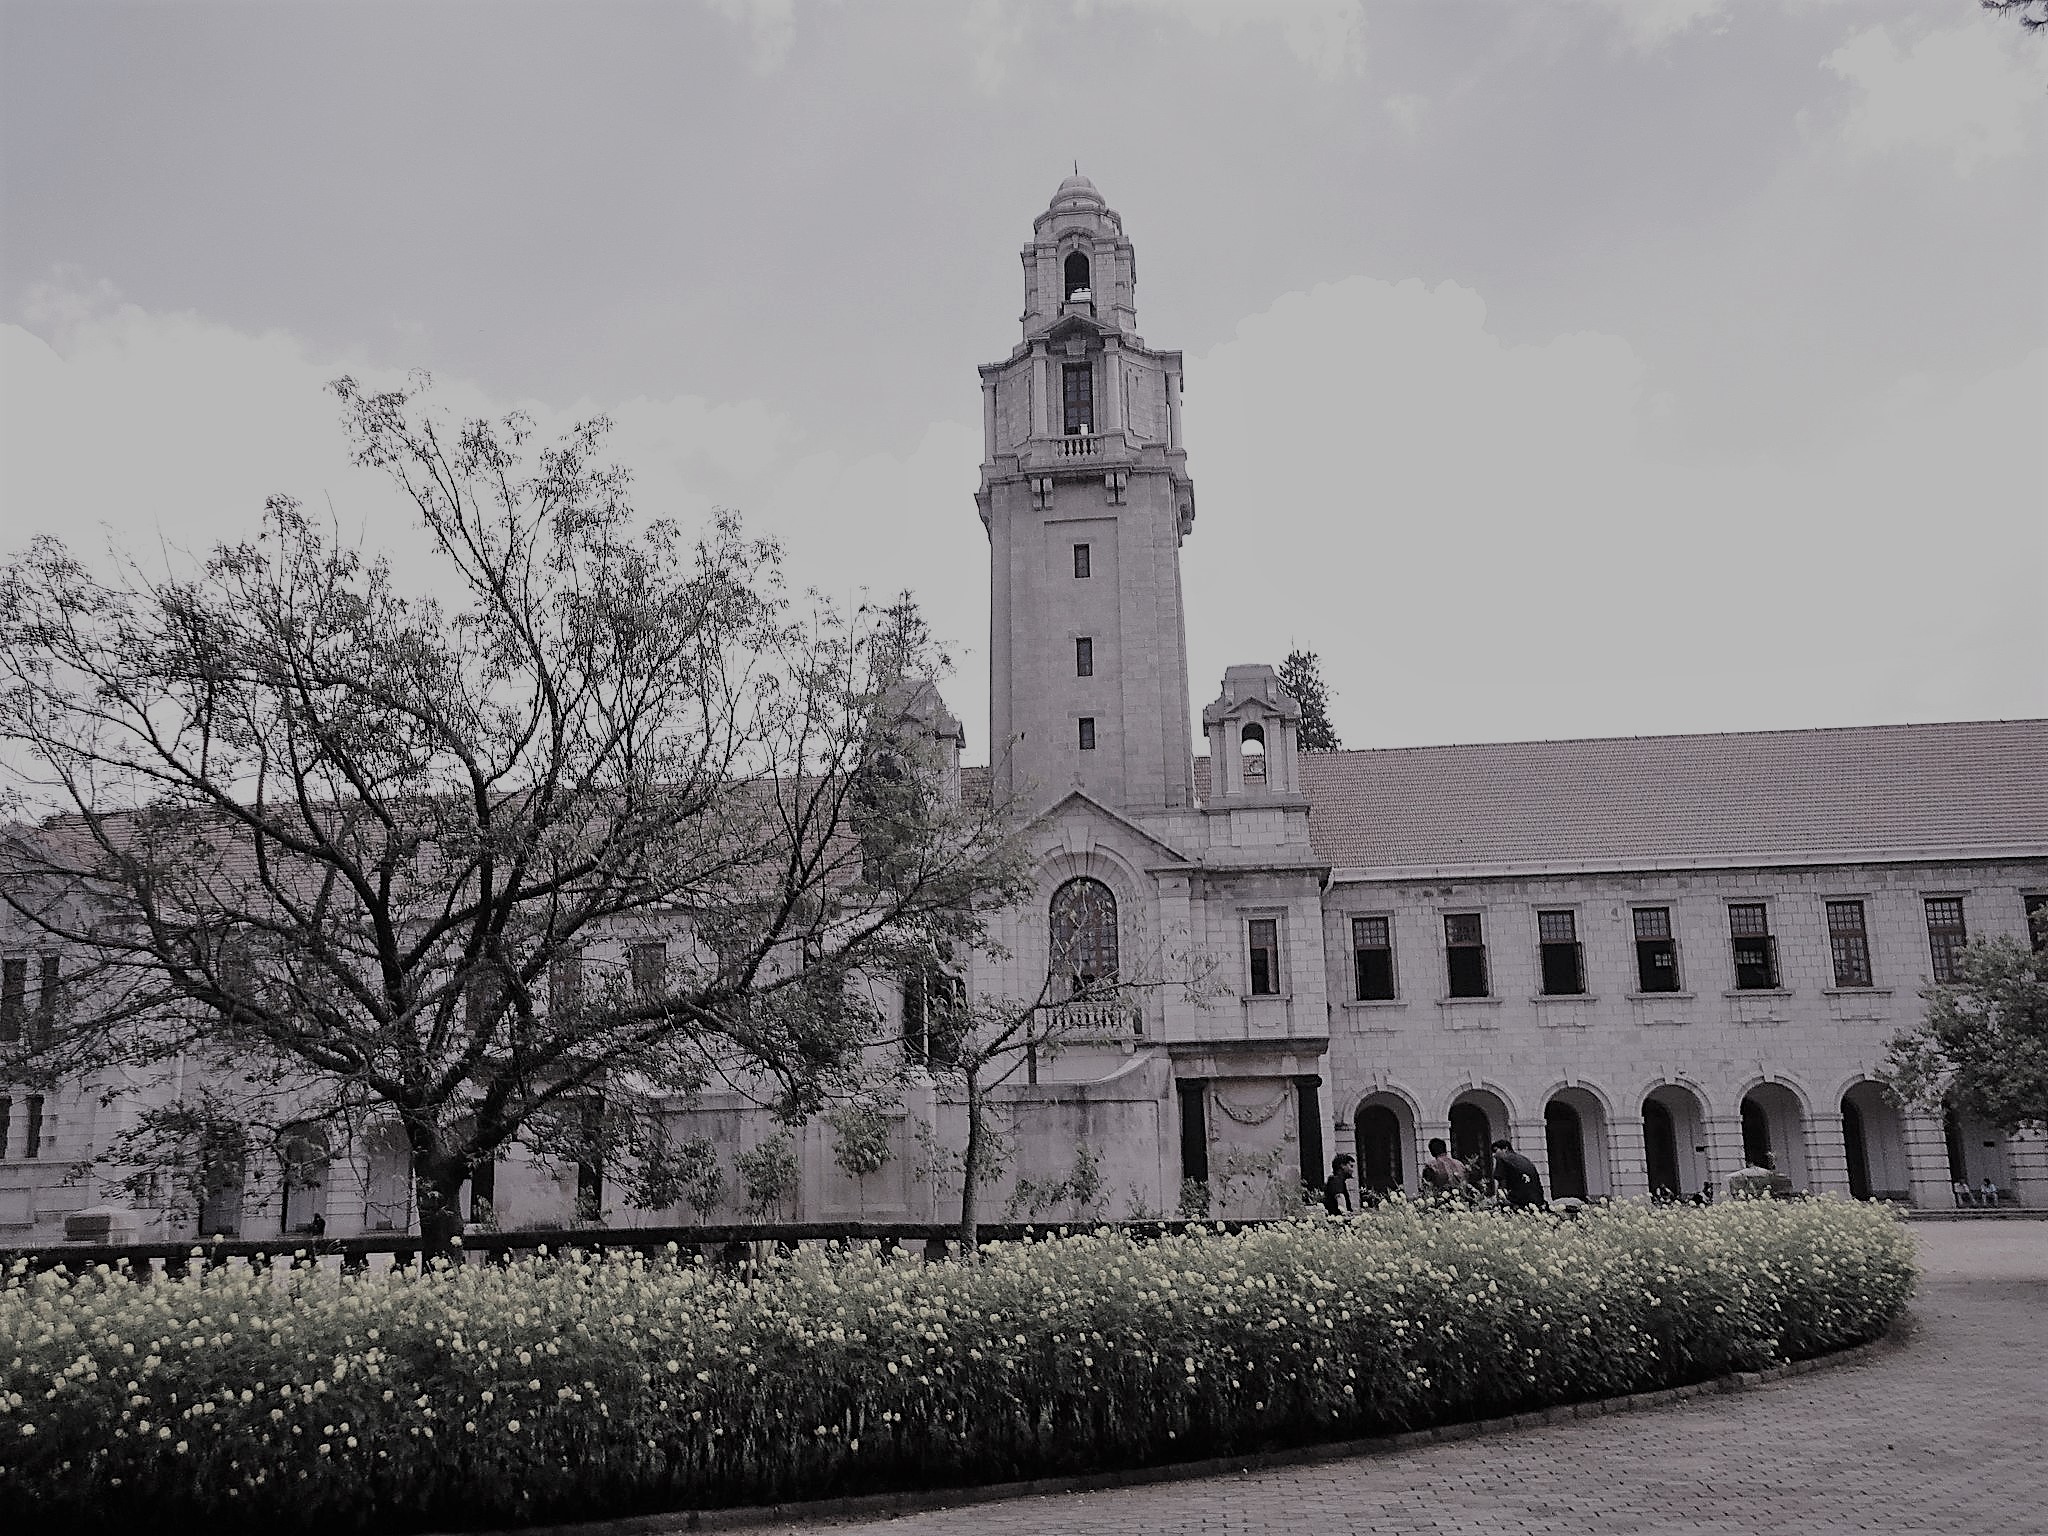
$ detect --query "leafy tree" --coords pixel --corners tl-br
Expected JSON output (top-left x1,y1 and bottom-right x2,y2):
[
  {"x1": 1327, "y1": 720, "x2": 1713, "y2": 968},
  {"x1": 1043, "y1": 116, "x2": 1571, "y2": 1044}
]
[
  {"x1": 1883, "y1": 937, "x2": 2048, "y2": 1133},
  {"x1": 1277, "y1": 649, "x2": 1340, "y2": 752},
  {"x1": 0, "y1": 379, "x2": 1027, "y2": 1255}
]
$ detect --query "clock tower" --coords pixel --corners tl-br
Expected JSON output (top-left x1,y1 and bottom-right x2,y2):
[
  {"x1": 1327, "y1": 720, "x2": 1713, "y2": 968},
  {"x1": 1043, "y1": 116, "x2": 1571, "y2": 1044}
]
[{"x1": 976, "y1": 175, "x2": 1198, "y2": 816}]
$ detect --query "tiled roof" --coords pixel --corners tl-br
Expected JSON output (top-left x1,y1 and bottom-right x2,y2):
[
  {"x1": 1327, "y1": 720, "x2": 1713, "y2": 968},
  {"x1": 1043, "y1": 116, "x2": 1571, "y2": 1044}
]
[{"x1": 1200, "y1": 719, "x2": 2048, "y2": 874}]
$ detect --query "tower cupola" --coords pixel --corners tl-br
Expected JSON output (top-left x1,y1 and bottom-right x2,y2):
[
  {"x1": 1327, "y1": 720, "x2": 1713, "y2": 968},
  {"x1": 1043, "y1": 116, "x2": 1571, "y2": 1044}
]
[
  {"x1": 1203, "y1": 665, "x2": 1306, "y2": 802},
  {"x1": 1020, "y1": 173, "x2": 1139, "y2": 338}
]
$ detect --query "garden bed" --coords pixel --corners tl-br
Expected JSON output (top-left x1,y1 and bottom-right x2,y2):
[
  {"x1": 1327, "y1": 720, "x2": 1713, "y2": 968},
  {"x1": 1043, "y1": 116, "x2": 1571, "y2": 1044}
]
[{"x1": 0, "y1": 1198, "x2": 1915, "y2": 1533}]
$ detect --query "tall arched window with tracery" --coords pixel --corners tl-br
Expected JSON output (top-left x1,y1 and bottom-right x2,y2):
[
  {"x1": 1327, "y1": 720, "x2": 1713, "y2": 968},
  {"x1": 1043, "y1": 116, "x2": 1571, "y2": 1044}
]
[{"x1": 1049, "y1": 877, "x2": 1118, "y2": 998}]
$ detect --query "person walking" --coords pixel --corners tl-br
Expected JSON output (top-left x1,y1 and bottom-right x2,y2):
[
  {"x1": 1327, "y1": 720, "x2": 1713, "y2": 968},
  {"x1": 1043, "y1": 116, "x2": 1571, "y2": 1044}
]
[
  {"x1": 1322, "y1": 1152, "x2": 1356, "y2": 1215},
  {"x1": 1489, "y1": 1137, "x2": 1546, "y2": 1210},
  {"x1": 1420, "y1": 1137, "x2": 1466, "y2": 1196}
]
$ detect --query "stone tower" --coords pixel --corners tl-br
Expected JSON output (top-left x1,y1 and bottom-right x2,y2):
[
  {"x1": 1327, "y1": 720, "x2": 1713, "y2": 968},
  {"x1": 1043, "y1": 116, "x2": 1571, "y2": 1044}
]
[{"x1": 976, "y1": 174, "x2": 1198, "y2": 816}]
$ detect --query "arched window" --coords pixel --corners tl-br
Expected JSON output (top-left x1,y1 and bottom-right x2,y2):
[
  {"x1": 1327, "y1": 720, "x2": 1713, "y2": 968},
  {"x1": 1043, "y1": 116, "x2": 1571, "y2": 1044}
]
[
  {"x1": 1049, "y1": 877, "x2": 1118, "y2": 998},
  {"x1": 279, "y1": 1121, "x2": 331, "y2": 1234},
  {"x1": 1240, "y1": 721, "x2": 1267, "y2": 782},
  {"x1": 1063, "y1": 250, "x2": 1091, "y2": 299}
]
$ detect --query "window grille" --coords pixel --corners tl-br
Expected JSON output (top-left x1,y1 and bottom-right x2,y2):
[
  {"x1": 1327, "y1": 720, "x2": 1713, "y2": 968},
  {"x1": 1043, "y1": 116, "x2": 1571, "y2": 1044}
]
[
  {"x1": 1352, "y1": 915, "x2": 1395, "y2": 1000},
  {"x1": 1062, "y1": 363, "x2": 1094, "y2": 436},
  {"x1": 1537, "y1": 910, "x2": 1583, "y2": 995},
  {"x1": 1925, "y1": 897, "x2": 1967, "y2": 985},
  {"x1": 1444, "y1": 914, "x2": 1488, "y2": 998},
  {"x1": 1826, "y1": 901, "x2": 1873, "y2": 988},
  {"x1": 1050, "y1": 878, "x2": 1119, "y2": 997},
  {"x1": 1728, "y1": 904, "x2": 1778, "y2": 990},
  {"x1": 1633, "y1": 907, "x2": 1680, "y2": 992}
]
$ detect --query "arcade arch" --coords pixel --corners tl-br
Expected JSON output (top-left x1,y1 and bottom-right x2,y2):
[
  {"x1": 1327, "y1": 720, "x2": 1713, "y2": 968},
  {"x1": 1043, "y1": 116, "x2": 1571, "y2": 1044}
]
[
  {"x1": 1839, "y1": 1081, "x2": 1909, "y2": 1201},
  {"x1": 1740, "y1": 1081, "x2": 1811, "y2": 1189},
  {"x1": 1543, "y1": 1085, "x2": 1612, "y2": 1200},
  {"x1": 1351, "y1": 1091, "x2": 1416, "y2": 1197},
  {"x1": 1641, "y1": 1083, "x2": 1708, "y2": 1199}
]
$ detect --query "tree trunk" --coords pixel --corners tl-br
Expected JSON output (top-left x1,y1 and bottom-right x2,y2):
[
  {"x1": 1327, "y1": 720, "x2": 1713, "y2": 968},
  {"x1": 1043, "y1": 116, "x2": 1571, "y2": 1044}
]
[
  {"x1": 957, "y1": 1066, "x2": 984, "y2": 1251},
  {"x1": 405, "y1": 1121, "x2": 469, "y2": 1263}
]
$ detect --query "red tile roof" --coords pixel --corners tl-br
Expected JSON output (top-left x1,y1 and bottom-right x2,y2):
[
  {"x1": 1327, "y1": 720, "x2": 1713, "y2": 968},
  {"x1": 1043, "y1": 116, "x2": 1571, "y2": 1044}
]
[{"x1": 1196, "y1": 719, "x2": 2048, "y2": 874}]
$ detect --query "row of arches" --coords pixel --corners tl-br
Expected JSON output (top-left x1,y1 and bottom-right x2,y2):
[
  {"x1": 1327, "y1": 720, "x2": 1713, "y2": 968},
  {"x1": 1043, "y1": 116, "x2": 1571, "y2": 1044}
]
[{"x1": 1349, "y1": 1079, "x2": 1916, "y2": 1202}]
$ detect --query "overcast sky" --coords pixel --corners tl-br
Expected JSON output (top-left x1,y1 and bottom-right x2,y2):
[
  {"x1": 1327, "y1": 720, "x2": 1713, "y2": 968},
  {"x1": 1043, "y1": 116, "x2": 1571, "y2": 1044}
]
[{"x1": 3, "y1": 0, "x2": 2043, "y2": 760}]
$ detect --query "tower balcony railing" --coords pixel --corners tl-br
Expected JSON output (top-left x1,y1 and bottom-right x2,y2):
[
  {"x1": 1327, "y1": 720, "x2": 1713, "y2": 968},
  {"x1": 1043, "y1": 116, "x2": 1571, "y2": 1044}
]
[
  {"x1": 1054, "y1": 432, "x2": 1101, "y2": 460},
  {"x1": 1033, "y1": 999, "x2": 1142, "y2": 1041}
]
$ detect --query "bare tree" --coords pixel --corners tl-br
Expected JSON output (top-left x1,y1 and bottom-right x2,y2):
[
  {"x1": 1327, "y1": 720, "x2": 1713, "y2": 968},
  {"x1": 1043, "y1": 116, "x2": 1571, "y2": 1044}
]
[
  {"x1": 0, "y1": 379, "x2": 1029, "y2": 1255},
  {"x1": 897, "y1": 922, "x2": 1215, "y2": 1249}
]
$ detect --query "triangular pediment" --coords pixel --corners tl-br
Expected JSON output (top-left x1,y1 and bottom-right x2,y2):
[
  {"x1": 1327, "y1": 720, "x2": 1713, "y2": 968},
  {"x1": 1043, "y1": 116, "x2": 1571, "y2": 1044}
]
[
  {"x1": 1043, "y1": 312, "x2": 1116, "y2": 344},
  {"x1": 1026, "y1": 789, "x2": 1194, "y2": 867}
]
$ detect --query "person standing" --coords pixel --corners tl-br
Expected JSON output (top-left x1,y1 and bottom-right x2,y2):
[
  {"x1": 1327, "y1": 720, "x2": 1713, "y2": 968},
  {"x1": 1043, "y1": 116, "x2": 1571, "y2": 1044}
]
[
  {"x1": 1489, "y1": 1138, "x2": 1546, "y2": 1210},
  {"x1": 1322, "y1": 1153, "x2": 1356, "y2": 1215}
]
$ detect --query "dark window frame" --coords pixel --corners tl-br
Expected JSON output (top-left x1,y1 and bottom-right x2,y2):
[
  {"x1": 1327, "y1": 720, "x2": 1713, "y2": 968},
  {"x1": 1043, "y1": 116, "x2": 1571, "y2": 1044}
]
[
  {"x1": 1632, "y1": 907, "x2": 1681, "y2": 992},
  {"x1": 1075, "y1": 636, "x2": 1093, "y2": 677},
  {"x1": 1351, "y1": 914, "x2": 1396, "y2": 1001},
  {"x1": 1925, "y1": 896, "x2": 1968, "y2": 985},
  {"x1": 1444, "y1": 912, "x2": 1489, "y2": 999},
  {"x1": 1536, "y1": 909, "x2": 1585, "y2": 996},
  {"x1": 1247, "y1": 917, "x2": 1282, "y2": 997},
  {"x1": 628, "y1": 940, "x2": 668, "y2": 997},
  {"x1": 0, "y1": 957, "x2": 24, "y2": 1045},
  {"x1": 1062, "y1": 362, "x2": 1094, "y2": 436},
  {"x1": 1050, "y1": 877, "x2": 1119, "y2": 997},
  {"x1": 1073, "y1": 542, "x2": 1091, "y2": 579},
  {"x1": 1077, "y1": 717, "x2": 1096, "y2": 751},
  {"x1": 1728, "y1": 902, "x2": 1779, "y2": 990},
  {"x1": 2027, "y1": 894, "x2": 2048, "y2": 955},
  {"x1": 1826, "y1": 900, "x2": 1874, "y2": 988}
]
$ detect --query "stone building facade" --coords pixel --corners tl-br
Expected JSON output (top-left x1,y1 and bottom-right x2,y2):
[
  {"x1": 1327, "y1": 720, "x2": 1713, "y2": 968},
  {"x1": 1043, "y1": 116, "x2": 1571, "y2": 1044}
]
[{"x1": 2, "y1": 175, "x2": 2044, "y2": 1241}]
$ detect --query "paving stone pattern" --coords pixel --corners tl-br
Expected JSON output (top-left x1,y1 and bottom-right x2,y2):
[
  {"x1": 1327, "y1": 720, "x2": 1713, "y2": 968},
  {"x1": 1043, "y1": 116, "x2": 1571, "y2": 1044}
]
[{"x1": 798, "y1": 1223, "x2": 2046, "y2": 1536}]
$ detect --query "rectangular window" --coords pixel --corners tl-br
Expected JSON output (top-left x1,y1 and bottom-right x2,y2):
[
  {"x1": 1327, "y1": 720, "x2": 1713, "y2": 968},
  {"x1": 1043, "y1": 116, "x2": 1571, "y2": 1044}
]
[
  {"x1": 1078, "y1": 717, "x2": 1096, "y2": 751},
  {"x1": 1062, "y1": 362, "x2": 1094, "y2": 435},
  {"x1": 35, "y1": 956, "x2": 60, "y2": 1047},
  {"x1": 1075, "y1": 636, "x2": 1094, "y2": 677},
  {"x1": 1352, "y1": 915, "x2": 1395, "y2": 1001},
  {"x1": 1728, "y1": 903, "x2": 1779, "y2": 990},
  {"x1": 628, "y1": 941, "x2": 668, "y2": 996},
  {"x1": 0, "y1": 1098, "x2": 9, "y2": 1160},
  {"x1": 23, "y1": 1096, "x2": 43, "y2": 1160},
  {"x1": 1826, "y1": 901, "x2": 1873, "y2": 988},
  {"x1": 549, "y1": 948, "x2": 585, "y2": 1012},
  {"x1": 1444, "y1": 913, "x2": 1488, "y2": 998},
  {"x1": 1537, "y1": 909, "x2": 1584, "y2": 995},
  {"x1": 1633, "y1": 907, "x2": 1680, "y2": 992},
  {"x1": 1247, "y1": 918, "x2": 1280, "y2": 996},
  {"x1": 1925, "y1": 897, "x2": 1968, "y2": 984},
  {"x1": 1073, "y1": 542, "x2": 1091, "y2": 578},
  {"x1": 0, "y1": 958, "x2": 23, "y2": 1045},
  {"x1": 2025, "y1": 894, "x2": 2047, "y2": 955}
]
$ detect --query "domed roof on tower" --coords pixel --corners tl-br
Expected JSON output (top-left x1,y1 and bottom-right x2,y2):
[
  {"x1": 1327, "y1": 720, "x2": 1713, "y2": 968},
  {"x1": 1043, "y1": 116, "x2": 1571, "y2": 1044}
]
[{"x1": 1051, "y1": 172, "x2": 1104, "y2": 209}]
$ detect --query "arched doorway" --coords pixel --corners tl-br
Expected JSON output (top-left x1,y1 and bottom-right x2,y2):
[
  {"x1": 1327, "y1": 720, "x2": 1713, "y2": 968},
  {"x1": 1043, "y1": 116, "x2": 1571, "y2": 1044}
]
[
  {"x1": 1545, "y1": 1102, "x2": 1587, "y2": 1200},
  {"x1": 1642, "y1": 1084, "x2": 1708, "y2": 1199},
  {"x1": 1843, "y1": 1095, "x2": 1871, "y2": 1199},
  {"x1": 1447, "y1": 1088, "x2": 1511, "y2": 1186},
  {"x1": 1740, "y1": 1082, "x2": 1810, "y2": 1189},
  {"x1": 1944, "y1": 1106, "x2": 2011, "y2": 1197},
  {"x1": 1547, "y1": 1086, "x2": 1611, "y2": 1199},
  {"x1": 1352, "y1": 1093, "x2": 1414, "y2": 1197}
]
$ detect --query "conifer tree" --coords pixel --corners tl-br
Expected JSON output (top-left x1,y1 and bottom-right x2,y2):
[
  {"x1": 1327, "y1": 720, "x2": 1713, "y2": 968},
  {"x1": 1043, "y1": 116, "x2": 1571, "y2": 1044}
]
[{"x1": 1278, "y1": 649, "x2": 1341, "y2": 752}]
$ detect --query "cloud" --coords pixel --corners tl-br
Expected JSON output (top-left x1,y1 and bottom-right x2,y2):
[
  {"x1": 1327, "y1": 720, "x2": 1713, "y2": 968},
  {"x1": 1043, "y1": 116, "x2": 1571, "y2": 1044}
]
[
  {"x1": 1580, "y1": 0, "x2": 1728, "y2": 53},
  {"x1": 1, "y1": 281, "x2": 993, "y2": 753},
  {"x1": 1825, "y1": 19, "x2": 2045, "y2": 174},
  {"x1": 702, "y1": 0, "x2": 797, "y2": 72},
  {"x1": 1179, "y1": 275, "x2": 2046, "y2": 747}
]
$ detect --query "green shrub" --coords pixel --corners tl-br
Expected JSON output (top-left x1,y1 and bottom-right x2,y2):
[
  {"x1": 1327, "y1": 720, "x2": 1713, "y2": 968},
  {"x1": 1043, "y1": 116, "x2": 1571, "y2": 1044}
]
[{"x1": 0, "y1": 1199, "x2": 1914, "y2": 1533}]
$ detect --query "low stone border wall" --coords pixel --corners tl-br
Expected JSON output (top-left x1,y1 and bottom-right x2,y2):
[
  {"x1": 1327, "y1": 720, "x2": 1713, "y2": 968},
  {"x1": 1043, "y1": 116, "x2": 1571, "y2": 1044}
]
[{"x1": 479, "y1": 1323, "x2": 1910, "y2": 1536}]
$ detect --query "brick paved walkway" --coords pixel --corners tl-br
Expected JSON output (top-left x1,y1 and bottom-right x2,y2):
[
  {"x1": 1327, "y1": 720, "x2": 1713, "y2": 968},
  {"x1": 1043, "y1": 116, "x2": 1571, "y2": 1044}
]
[{"x1": 799, "y1": 1223, "x2": 2046, "y2": 1536}]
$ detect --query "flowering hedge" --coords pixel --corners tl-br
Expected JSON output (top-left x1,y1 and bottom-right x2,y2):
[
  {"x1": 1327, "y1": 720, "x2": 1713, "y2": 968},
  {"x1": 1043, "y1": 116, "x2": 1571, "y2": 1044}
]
[{"x1": 1, "y1": 1199, "x2": 1913, "y2": 1533}]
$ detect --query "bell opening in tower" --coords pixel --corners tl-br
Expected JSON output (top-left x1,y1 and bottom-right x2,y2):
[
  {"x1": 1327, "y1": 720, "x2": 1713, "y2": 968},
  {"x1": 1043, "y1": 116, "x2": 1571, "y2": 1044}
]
[{"x1": 1063, "y1": 250, "x2": 1092, "y2": 301}]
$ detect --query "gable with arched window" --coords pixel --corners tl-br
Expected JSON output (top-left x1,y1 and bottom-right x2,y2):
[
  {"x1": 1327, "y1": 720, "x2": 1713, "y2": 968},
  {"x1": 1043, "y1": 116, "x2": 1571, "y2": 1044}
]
[{"x1": 1049, "y1": 877, "x2": 1118, "y2": 998}]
